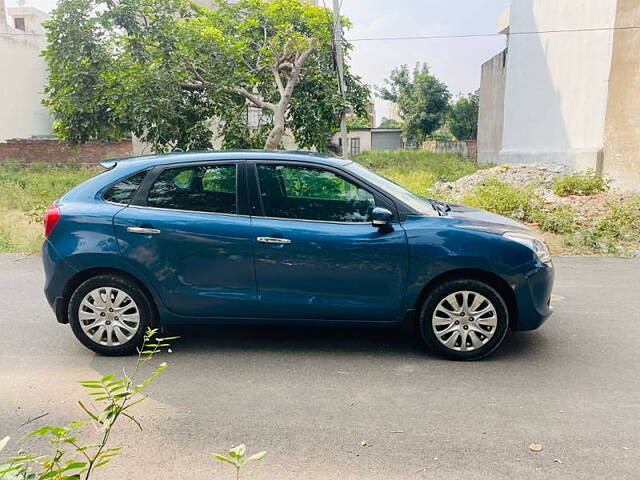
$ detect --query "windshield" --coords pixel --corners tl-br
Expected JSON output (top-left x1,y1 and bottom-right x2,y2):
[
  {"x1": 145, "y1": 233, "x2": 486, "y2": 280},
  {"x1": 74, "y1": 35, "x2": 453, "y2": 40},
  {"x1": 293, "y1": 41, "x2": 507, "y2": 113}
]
[{"x1": 345, "y1": 162, "x2": 437, "y2": 216}]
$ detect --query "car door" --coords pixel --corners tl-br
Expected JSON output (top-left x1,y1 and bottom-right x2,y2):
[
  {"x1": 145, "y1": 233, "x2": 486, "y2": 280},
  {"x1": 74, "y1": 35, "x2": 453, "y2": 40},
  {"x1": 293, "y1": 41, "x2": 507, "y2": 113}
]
[
  {"x1": 250, "y1": 161, "x2": 409, "y2": 322},
  {"x1": 113, "y1": 161, "x2": 257, "y2": 319}
]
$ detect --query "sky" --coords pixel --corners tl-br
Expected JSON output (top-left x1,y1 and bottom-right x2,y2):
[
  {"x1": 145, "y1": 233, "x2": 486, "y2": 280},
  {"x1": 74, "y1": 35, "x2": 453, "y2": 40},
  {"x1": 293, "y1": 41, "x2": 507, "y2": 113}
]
[{"x1": 7, "y1": 0, "x2": 511, "y2": 125}]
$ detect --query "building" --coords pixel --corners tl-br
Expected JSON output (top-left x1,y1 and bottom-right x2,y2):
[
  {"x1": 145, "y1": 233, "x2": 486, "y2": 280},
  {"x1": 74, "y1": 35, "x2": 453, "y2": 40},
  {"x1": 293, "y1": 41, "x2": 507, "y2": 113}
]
[
  {"x1": 0, "y1": 0, "x2": 53, "y2": 143},
  {"x1": 478, "y1": 0, "x2": 640, "y2": 191},
  {"x1": 331, "y1": 128, "x2": 403, "y2": 156}
]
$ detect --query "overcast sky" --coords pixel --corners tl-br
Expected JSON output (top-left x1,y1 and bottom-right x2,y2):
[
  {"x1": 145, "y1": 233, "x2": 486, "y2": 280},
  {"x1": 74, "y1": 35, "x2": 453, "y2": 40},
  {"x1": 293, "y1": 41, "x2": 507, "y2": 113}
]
[{"x1": 7, "y1": 0, "x2": 511, "y2": 125}]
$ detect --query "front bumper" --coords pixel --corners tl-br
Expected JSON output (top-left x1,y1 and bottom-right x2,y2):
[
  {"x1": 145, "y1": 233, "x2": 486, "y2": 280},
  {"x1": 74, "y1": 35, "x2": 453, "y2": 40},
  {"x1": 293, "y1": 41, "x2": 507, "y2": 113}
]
[{"x1": 512, "y1": 262, "x2": 555, "y2": 331}]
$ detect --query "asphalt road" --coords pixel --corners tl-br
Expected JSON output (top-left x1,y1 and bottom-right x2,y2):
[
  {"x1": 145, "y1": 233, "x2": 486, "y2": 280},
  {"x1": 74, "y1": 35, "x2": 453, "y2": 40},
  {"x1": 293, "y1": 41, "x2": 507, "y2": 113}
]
[{"x1": 1, "y1": 254, "x2": 639, "y2": 479}]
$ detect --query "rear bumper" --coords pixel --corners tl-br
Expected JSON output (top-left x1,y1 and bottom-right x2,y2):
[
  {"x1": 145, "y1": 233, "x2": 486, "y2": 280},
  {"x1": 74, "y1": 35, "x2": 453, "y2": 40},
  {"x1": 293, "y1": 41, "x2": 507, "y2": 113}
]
[
  {"x1": 42, "y1": 239, "x2": 77, "y2": 323},
  {"x1": 512, "y1": 262, "x2": 555, "y2": 331}
]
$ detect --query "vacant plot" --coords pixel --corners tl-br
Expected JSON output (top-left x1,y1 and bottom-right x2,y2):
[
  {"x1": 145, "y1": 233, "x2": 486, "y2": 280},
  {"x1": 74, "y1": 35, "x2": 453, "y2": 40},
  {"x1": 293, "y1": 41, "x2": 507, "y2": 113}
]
[{"x1": 0, "y1": 152, "x2": 638, "y2": 257}]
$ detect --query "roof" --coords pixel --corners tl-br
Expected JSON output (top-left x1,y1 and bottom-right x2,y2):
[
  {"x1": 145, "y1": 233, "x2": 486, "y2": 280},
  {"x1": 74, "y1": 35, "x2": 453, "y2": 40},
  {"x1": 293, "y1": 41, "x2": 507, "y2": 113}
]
[
  {"x1": 102, "y1": 150, "x2": 351, "y2": 171},
  {"x1": 371, "y1": 128, "x2": 403, "y2": 133},
  {"x1": 340, "y1": 128, "x2": 402, "y2": 133}
]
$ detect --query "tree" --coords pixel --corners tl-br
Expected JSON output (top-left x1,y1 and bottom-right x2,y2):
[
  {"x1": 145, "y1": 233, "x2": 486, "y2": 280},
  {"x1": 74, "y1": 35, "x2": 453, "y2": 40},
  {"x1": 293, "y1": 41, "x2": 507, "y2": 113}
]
[
  {"x1": 448, "y1": 90, "x2": 479, "y2": 140},
  {"x1": 42, "y1": 0, "x2": 370, "y2": 152},
  {"x1": 346, "y1": 115, "x2": 372, "y2": 130},
  {"x1": 378, "y1": 117, "x2": 402, "y2": 129},
  {"x1": 378, "y1": 63, "x2": 450, "y2": 144}
]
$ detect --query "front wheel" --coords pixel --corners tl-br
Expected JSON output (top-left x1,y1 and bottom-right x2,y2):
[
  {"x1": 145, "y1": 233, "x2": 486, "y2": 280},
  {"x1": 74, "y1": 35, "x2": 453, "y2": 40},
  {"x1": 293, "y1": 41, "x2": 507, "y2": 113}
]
[
  {"x1": 419, "y1": 279, "x2": 509, "y2": 360},
  {"x1": 68, "y1": 274, "x2": 154, "y2": 356}
]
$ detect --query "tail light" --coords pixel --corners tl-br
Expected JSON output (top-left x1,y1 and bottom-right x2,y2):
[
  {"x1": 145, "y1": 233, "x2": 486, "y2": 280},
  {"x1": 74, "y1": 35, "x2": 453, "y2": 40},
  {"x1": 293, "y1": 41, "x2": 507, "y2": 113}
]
[{"x1": 43, "y1": 204, "x2": 61, "y2": 237}]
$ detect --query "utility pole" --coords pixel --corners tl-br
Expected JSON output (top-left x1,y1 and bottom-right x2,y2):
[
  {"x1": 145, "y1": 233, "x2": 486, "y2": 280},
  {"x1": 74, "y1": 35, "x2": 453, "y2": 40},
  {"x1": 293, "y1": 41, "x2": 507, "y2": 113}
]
[{"x1": 332, "y1": 0, "x2": 349, "y2": 159}]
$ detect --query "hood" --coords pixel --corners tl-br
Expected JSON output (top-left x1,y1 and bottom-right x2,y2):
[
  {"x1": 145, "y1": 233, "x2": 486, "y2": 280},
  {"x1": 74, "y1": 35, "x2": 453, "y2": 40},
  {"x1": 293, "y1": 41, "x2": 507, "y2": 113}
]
[{"x1": 445, "y1": 203, "x2": 532, "y2": 234}]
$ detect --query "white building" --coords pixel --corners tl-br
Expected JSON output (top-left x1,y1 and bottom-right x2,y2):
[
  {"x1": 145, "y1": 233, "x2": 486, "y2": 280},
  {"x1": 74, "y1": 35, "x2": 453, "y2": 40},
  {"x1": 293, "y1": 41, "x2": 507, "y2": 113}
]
[
  {"x1": 0, "y1": 0, "x2": 53, "y2": 142},
  {"x1": 478, "y1": 0, "x2": 640, "y2": 191}
]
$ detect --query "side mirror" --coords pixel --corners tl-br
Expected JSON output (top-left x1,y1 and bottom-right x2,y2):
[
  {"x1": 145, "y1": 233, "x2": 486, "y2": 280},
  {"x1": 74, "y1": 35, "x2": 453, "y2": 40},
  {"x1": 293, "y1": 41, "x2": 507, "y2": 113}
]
[{"x1": 371, "y1": 207, "x2": 394, "y2": 231}]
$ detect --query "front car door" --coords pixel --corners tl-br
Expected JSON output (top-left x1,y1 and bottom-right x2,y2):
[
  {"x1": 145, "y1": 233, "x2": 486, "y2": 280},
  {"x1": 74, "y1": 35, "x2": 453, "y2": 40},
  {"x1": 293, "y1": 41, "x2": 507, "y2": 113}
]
[
  {"x1": 113, "y1": 161, "x2": 256, "y2": 319},
  {"x1": 249, "y1": 161, "x2": 409, "y2": 322}
]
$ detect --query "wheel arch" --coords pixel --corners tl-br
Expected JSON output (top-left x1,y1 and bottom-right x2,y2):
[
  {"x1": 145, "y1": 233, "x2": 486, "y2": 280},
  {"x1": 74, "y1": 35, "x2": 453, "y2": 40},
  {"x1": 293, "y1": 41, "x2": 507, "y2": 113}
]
[
  {"x1": 414, "y1": 268, "x2": 518, "y2": 329},
  {"x1": 59, "y1": 267, "x2": 159, "y2": 326}
]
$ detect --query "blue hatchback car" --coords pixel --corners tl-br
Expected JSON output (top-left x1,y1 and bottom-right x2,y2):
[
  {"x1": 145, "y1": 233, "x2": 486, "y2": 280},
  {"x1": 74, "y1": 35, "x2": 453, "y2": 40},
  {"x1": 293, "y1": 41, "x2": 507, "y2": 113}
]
[{"x1": 42, "y1": 151, "x2": 554, "y2": 360}]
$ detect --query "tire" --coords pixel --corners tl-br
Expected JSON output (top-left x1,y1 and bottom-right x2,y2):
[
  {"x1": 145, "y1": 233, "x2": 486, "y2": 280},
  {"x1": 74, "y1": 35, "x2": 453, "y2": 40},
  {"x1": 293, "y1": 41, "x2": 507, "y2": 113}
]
[
  {"x1": 68, "y1": 274, "x2": 155, "y2": 356},
  {"x1": 418, "y1": 279, "x2": 509, "y2": 360}
]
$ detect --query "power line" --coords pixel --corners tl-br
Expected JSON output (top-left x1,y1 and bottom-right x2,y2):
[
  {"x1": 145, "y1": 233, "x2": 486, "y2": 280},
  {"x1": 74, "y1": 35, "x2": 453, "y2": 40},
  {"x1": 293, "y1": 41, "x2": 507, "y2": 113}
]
[{"x1": 347, "y1": 25, "x2": 640, "y2": 43}]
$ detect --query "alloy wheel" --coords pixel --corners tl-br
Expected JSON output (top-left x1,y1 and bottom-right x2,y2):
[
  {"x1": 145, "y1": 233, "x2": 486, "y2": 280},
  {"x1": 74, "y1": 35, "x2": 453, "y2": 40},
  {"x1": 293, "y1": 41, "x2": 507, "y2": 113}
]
[
  {"x1": 431, "y1": 290, "x2": 498, "y2": 352},
  {"x1": 78, "y1": 287, "x2": 141, "y2": 346}
]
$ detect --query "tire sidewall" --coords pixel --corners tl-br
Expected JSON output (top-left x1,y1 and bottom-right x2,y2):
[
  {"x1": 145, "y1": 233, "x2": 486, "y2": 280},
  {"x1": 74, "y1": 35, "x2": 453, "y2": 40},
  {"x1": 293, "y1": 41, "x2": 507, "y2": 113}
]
[
  {"x1": 68, "y1": 275, "x2": 152, "y2": 356},
  {"x1": 419, "y1": 279, "x2": 509, "y2": 360}
]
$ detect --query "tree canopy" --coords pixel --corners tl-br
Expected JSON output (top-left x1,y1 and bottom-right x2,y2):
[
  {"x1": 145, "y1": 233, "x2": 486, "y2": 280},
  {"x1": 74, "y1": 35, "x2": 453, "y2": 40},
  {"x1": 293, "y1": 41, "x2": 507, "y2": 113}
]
[
  {"x1": 378, "y1": 117, "x2": 402, "y2": 129},
  {"x1": 378, "y1": 63, "x2": 450, "y2": 144},
  {"x1": 447, "y1": 90, "x2": 479, "y2": 141},
  {"x1": 42, "y1": 0, "x2": 370, "y2": 152},
  {"x1": 346, "y1": 115, "x2": 372, "y2": 130}
]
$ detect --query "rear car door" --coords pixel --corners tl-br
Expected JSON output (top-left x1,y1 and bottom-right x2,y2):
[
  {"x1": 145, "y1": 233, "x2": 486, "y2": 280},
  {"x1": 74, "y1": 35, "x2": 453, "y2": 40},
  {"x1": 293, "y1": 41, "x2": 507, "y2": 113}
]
[
  {"x1": 112, "y1": 161, "x2": 256, "y2": 319},
  {"x1": 250, "y1": 161, "x2": 409, "y2": 322}
]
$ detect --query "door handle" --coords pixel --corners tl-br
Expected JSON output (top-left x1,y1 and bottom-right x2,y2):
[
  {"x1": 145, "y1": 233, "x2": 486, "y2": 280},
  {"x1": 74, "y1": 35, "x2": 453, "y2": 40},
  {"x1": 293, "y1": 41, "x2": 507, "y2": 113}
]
[
  {"x1": 257, "y1": 236, "x2": 292, "y2": 244},
  {"x1": 127, "y1": 226, "x2": 161, "y2": 235}
]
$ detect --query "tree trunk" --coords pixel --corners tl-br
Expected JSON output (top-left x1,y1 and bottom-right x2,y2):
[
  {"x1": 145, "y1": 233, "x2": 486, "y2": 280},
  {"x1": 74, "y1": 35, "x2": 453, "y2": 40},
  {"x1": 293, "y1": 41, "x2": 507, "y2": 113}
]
[{"x1": 264, "y1": 107, "x2": 286, "y2": 149}]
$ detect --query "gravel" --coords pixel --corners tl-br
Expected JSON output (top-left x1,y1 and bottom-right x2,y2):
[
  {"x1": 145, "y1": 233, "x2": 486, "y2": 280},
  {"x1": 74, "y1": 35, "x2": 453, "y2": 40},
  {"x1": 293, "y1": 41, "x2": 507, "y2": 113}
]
[{"x1": 432, "y1": 162, "x2": 573, "y2": 202}]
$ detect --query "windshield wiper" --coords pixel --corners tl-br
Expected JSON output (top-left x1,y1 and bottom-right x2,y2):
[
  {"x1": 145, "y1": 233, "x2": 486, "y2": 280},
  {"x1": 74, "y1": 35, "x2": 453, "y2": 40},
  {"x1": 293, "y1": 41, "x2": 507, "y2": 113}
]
[{"x1": 426, "y1": 198, "x2": 451, "y2": 216}]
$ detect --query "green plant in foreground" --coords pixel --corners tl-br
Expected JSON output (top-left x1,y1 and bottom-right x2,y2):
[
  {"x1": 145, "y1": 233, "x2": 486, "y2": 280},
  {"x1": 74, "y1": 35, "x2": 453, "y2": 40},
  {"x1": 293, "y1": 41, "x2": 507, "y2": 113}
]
[
  {"x1": 552, "y1": 170, "x2": 608, "y2": 196},
  {"x1": 0, "y1": 328, "x2": 176, "y2": 480},
  {"x1": 213, "y1": 444, "x2": 267, "y2": 480}
]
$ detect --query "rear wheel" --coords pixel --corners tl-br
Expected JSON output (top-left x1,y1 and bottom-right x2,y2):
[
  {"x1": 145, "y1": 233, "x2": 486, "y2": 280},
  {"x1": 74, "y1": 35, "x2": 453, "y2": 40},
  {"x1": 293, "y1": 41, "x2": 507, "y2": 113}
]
[
  {"x1": 68, "y1": 274, "x2": 154, "y2": 356},
  {"x1": 418, "y1": 279, "x2": 509, "y2": 360}
]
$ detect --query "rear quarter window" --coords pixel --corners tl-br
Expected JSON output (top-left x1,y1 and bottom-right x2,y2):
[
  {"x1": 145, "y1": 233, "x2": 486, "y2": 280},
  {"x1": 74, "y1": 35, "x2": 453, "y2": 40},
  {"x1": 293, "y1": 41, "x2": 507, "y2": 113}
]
[{"x1": 103, "y1": 170, "x2": 148, "y2": 205}]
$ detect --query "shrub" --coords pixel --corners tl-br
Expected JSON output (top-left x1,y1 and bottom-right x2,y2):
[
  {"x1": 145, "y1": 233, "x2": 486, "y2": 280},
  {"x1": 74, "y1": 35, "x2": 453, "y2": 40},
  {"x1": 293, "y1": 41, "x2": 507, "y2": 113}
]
[
  {"x1": 534, "y1": 206, "x2": 579, "y2": 235},
  {"x1": 461, "y1": 178, "x2": 540, "y2": 222},
  {"x1": 592, "y1": 196, "x2": 640, "y2": 242},
  {"x1": 551, "y1": 171, "x2": 608, "y2": 196},
  {"x1": 562, "y1": 195, "x2": 640, "y2": 255}
]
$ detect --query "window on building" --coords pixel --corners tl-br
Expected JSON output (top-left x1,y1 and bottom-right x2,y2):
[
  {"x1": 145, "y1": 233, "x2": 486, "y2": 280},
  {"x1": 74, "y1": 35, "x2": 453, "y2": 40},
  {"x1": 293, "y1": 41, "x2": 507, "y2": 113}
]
[
  {"x1": 256, "y1": 164, "x2": 375, "y2": 222},
  {"x1": 14, "y1": 17, "x2": 26, "y2": 31},
  {"x1": 350, "y1": 137, "x2": 361, "y2": 156},
  {"x1": 103, "y1": 170, "x2": 148, "y2": 205},
  {"x1": 147, "y1": 164, "x2": 237, "y2": 214}
]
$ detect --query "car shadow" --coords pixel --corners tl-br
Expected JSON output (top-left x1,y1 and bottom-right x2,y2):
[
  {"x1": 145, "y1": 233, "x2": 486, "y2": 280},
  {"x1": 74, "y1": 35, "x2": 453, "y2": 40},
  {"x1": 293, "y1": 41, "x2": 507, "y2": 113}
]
[
  {"x1": 152, "y1": 323, "x2": 547, "y2": 361},
  {"x1": 160, "y1": 324, "x2": 426, "y2": 357}
]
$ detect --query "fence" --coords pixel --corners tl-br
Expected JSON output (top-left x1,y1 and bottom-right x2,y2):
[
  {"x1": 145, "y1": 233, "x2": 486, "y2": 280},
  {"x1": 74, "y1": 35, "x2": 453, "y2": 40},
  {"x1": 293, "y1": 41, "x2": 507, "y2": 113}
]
[{"x1": 422, "y1": 140, "x2": 477, "y2": 161}]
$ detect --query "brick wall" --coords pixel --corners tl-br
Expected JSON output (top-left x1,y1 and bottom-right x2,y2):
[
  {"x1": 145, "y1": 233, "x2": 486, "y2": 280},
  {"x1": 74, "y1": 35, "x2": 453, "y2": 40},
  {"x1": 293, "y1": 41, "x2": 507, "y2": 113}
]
[{"x1": 0, "y1": 137, "x2": 133, "y2": 165}]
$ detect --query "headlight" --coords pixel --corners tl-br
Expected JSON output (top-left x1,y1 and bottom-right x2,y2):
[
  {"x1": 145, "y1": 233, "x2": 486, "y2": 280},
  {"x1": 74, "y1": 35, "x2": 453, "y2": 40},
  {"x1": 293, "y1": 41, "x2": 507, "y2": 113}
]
[{"x1": 503, "y1": 232, "x2": 552, "y2": 265}]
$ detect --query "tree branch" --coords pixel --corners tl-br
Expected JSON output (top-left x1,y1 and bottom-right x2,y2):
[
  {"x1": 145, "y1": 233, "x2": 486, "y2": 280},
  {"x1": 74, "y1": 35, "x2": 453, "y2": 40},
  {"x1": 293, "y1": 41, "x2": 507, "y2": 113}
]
[
  {"x1": 180, "y1": 82, "x2": 206, "y2": 91},
  {"x1": 231, "y1": 87, "x2": 276, "y2": 113},
  {"x1": 282, "y1": 39, "x2": 315, "y2": 100},
  {"x1": 272, "y1": 66, "x2": 285, "y2": 96}
]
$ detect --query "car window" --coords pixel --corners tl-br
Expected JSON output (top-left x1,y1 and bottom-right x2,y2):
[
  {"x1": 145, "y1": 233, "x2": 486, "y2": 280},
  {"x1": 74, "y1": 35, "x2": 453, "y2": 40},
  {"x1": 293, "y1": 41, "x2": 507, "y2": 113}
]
[
  {"x1": 147, "y1": 164, "x2": 237, "y2": 214},
  {"x1": 103, "y1": 170, "x2": 148, "y2": 205},
  {"x1": 257, "y1": 164, "x2": 375, "y2": 222}
]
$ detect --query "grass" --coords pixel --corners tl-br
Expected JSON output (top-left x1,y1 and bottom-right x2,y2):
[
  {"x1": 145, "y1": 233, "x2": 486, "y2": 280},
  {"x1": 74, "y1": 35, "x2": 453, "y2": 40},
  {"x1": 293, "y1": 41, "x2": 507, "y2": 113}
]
[
  {"x1": 552, "y1": 170, "x2": 608, "y2": 196},
  {"x1": 354, "y1": 150, "x2": 482, "y2": 196},
  {"x1": 0, "y1": 163, "x2": 98, "y2": 253},
  {"x1": 563, "y1": 196, "x2": 640, "y2": 255},
  {"x1": 461, "y1": 178, "x2": 538, "y2": 222}
]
